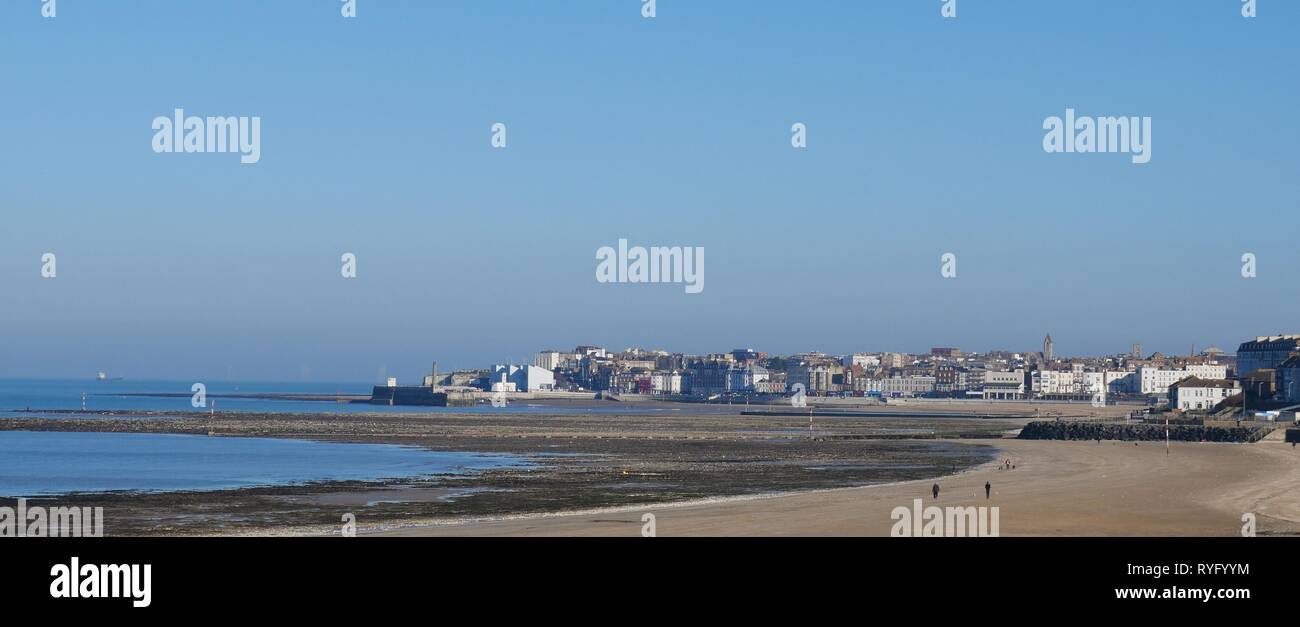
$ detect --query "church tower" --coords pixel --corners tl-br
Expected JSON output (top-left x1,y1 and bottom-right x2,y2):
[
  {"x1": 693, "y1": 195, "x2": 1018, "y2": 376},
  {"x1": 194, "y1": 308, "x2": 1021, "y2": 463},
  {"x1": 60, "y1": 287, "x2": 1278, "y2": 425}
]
[{"x1": 1043, "y1": 334, "x2": 1054, "y2": 362}]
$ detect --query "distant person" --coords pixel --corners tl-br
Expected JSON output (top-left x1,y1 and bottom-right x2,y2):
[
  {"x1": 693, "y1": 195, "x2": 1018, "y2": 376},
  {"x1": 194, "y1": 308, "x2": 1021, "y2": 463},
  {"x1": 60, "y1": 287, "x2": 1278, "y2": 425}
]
[
  {"x1": 984, "y1": 481, "x2": 991, "y2": 499},
  {"x1": 932, "y1": 483, "x2": 940, "y2": 500}
]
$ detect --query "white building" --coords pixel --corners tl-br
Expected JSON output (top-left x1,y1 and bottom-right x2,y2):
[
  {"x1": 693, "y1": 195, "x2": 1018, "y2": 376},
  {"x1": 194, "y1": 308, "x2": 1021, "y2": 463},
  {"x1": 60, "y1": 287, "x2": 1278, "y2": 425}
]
[
  {"x1": 1186, "y1": 364, "x2": 1229, "y2": 380},
  {"x1": 983, "y1": 370, "x2": 1026, "y2": 400},
  {"x1": 843, "y1": 353, "x2": 880, "y2": 369},
  {"x1": 489, "y1": 364, "x2": 555, "y2": 392},
  {"x1": 533, "y1": 351, "x2": 563, "y2": 371},
  {"x1": 651, "y1": 371, "x2": 683, "y2": 395},
  {"x1": 1136, "y1": 365, "x2": 1227, "y2": 396},
  {"x1": 1169, "y1": 378, "x2": 1240, "y2": 412},
  {"x1": 1105, "y1": 370, "x2": 1138, "y2": 394},
  {"x1": 1031, "y1": 368, "x2": 1110, "y2": 398}
]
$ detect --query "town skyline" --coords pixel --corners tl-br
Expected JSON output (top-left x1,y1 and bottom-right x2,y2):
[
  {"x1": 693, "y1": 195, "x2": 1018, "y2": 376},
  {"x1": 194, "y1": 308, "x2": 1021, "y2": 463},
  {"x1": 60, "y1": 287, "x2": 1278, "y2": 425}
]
[
  {"x1": 433, "y1": 334, "x2": 1297, "y2": 408},
  {"x1": 5, "y1": 332, "x2": 1263, "y2": 384}
]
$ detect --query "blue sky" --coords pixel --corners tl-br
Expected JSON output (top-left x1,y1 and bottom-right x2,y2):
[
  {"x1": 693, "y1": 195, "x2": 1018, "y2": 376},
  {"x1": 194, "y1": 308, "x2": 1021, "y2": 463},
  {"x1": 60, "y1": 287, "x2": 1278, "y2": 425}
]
[{"x1": 1, "y1": 1, "x2": 1296, "y2": 382}]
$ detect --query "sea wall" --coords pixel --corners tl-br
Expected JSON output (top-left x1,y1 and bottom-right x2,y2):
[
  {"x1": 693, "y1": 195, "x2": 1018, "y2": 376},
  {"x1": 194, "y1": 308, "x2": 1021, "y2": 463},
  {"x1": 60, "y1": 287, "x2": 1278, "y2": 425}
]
[{"x1": 1018, "y1": 421, "x2": 1275, "y2": 443}]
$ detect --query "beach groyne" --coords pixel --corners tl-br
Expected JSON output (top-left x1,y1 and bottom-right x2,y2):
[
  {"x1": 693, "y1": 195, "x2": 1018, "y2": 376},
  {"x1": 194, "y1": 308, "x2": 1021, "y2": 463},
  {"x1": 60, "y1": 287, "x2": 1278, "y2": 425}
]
[{"x1": 1018, "y1": 420, "x2": 1275, "y2": 443}]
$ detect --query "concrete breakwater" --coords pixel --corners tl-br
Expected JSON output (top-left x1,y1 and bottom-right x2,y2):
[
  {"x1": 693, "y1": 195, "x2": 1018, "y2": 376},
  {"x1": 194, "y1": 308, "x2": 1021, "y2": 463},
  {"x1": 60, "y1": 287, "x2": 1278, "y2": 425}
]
[
  {"x1": 1018, "y1": 420, "x2": 1275, "y2": 443},
  {"x1": 369, "y1": 386, "x2": 475, "y2": 407},
  {"x1": 368, "y1": 387, "x2": 600, "y2": 406}
]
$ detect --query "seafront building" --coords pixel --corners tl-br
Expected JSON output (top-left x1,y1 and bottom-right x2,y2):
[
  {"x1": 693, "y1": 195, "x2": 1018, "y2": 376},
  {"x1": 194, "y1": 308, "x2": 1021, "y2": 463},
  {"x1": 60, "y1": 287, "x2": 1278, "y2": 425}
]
[
  {"x1": 983, "y1": 370, "x2": 1027, "y2": 400},
  {"x1": 1169, "y1": 378, "x2": 1241, "y2": 412},
  {"x1": 1136, "y1": 364, "x2": 1227, "y2": 396},
  {"x1": 1236, "y1": 335, "x2": 1300, "y2": 377}
]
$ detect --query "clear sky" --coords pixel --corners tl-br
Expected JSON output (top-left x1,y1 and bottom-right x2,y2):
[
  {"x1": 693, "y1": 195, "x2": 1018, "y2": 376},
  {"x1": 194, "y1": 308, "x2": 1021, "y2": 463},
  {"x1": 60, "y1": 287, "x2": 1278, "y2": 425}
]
[{"x1": 1, "y1": 1, "x2": 1296, "y2": 383}]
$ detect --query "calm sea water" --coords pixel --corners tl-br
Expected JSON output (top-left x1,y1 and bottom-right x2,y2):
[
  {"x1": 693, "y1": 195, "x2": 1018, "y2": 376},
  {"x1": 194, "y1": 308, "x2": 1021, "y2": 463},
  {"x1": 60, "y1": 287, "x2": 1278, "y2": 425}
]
[
  {"x1": 0, "y1": 431, "x2": 527, "y2": 497},
  {"x1": 0, "y1": 379, "x2": 723, "y2": 415},
  {"x1": 0, "y1": 379, "x2": 722, "y2": 496}
]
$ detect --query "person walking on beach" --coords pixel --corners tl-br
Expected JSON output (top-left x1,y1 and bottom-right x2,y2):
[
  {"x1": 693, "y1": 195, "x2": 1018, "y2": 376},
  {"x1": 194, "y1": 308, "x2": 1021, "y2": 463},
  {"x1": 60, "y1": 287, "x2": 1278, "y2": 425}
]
[
  {"x1": 932, "y1": 483, "x2": 940, "y2": 500},
  {"x1": 985, "y1": 481, "x2": 991, "y2": 499}
]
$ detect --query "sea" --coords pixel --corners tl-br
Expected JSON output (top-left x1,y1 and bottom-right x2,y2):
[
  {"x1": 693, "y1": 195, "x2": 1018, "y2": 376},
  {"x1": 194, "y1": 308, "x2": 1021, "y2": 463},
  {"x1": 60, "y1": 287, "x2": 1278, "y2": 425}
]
[
  {"x1": 0, "y1": 378, "x2": 720, "y2": 415},
  {"x1": 0, "y1": 378, "x2": 557, "y2": 497},
  {"x1": 0, "y1": 431, "x2": 527, "y2": 497}
]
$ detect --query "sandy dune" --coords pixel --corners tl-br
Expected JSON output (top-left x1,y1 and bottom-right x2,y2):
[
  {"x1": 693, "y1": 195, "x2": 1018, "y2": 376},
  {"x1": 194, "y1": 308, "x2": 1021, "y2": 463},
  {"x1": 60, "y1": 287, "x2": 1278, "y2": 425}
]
[{"x1": 378, "y1": 437, "x2": 1300, "y2": 537}]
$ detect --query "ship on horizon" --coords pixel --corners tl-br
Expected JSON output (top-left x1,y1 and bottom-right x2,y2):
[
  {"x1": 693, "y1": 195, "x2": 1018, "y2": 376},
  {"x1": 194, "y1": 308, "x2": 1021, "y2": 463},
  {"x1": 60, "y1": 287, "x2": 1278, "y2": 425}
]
[{"x1": 96, "y1": 371, "x2": 124, "y2": 382}]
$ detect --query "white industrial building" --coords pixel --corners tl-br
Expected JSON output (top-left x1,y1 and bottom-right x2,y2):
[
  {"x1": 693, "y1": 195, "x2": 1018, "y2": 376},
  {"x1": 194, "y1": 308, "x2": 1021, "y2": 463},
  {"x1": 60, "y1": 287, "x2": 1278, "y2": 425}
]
[{"x1": 489, "y1": 364, "x2": 556, "y2": 392}]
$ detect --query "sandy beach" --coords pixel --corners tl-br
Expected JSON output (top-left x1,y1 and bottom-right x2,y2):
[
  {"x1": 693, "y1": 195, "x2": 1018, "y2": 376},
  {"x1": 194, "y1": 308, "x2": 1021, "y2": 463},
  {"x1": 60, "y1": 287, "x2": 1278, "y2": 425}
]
[
  {"x1": 5, "y1": 402, "x2": 1295, "y2": 537},
  {"x1": 377, "y1": 434, "x2": 1300, "y2": 537}
]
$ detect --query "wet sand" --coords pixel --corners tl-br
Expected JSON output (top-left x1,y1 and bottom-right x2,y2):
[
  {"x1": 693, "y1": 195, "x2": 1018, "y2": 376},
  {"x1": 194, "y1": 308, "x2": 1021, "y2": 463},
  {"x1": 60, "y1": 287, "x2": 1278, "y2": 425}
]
[{"x1": 377, "y1": 436, "x2": 1300, "y2": 537}]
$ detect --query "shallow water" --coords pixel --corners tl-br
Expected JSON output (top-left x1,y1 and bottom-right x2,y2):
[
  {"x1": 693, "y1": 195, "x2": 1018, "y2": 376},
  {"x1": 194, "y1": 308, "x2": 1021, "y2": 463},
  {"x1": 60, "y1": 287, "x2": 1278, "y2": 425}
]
[{"x1": 0, "y1": 431, "x2": 526, "y2": 497}]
